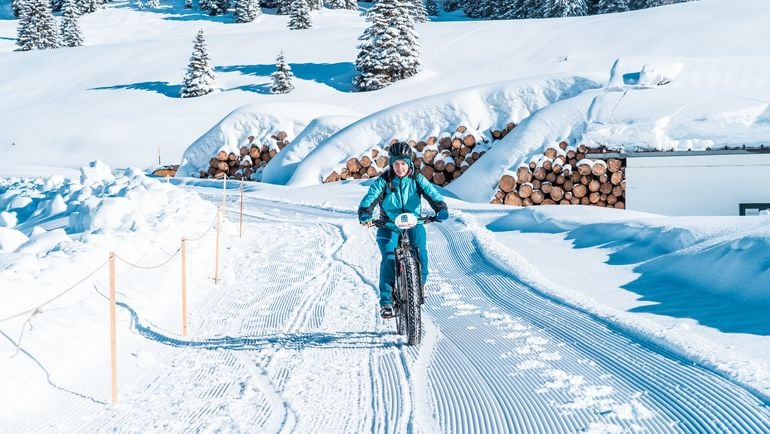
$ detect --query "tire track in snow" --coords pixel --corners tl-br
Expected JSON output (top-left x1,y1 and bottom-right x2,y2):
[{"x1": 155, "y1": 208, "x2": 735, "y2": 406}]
[
  {"x1": 237, "y1": 199, "x2": 433, "y2": 434},
  {"x1": 230, "y1": 199, "x2": 416, "y2": 434},
  {"x1": 425, "y1": 219, "x2": 770, "y2": 433}
]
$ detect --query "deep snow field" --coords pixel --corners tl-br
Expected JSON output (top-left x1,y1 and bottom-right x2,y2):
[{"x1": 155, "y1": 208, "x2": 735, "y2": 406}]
[{"x1": 2, "y1": 0, "x2": 770, "y2": 432}]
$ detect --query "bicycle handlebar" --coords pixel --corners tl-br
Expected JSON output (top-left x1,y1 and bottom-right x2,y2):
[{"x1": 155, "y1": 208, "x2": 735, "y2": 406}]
[{"x1": 371, "y1": 215, "x2": 436, "y2": 228}]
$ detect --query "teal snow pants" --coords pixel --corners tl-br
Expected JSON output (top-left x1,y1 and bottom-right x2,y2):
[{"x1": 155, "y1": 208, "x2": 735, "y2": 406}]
[{"x1": 376, "y1": 224, "x2": 428, "y2": 306}]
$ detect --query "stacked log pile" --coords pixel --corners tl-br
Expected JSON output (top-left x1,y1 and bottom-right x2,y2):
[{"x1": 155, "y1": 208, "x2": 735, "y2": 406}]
[
  {"x1": 492, "y1": 142, "x2": 626, "y2": 209},
  {"x1": 324, "y1": 122, "x2": 517, "y2": 185},
  {"x1": 199, "y1": 131, "x2": 290, "y2": 180}
]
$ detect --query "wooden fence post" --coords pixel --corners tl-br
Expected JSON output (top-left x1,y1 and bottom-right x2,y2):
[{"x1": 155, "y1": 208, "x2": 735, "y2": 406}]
[
  {"x1": 214, "y1": 207, "x2": 220, "y2": 286},
  {"x1": 109, "y1": 252, "x2": 118, "y2": 404},
  {"x1": 239, "y1": 179, "x2": 244, "y2": 239},
  {"x1": 181, "y1": 238, "x2": 187, "y2": 336}
]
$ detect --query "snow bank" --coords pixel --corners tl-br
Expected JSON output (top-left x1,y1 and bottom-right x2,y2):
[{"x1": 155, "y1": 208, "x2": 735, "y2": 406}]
[
  {"x1": 0, "y1": 161, "x2": 214, "y2": 254},
  {"x1": 449, "y1": 90, "x2": 600, "y2": 203},
  {"x1": 286, "y1": 76, "x2": 600, "y2": 187},
  {"x1": 176, "y1": 102, "x2": 359, "y2": 178},
  {"x1": 261, "y1": 114, "x2": 361, "y2": 185}
]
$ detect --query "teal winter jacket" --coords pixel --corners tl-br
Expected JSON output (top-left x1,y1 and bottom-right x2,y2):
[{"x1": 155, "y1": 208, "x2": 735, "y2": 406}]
[{"x1": 358, "y1": 170, "x2": 447, "y2": 228}]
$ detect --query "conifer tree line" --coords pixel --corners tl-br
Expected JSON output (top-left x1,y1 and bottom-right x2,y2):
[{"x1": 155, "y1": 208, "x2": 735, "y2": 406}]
[
  {"x1": 12, "y1": 0, "x2": 108, "y2": 16},
  {"x1": 451, "y1": 0, "x2": 696, "y2": 19}
]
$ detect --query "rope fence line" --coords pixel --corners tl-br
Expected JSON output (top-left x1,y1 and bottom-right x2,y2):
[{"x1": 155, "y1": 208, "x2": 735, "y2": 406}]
[
  {"x1": 116, "y1": 246, "x2": 182, "y2": 271},
  {"x1": 2, "y1": 186, "x2": 245, "y2": 404},
  {"x1": 0, "y1": 260, "x2": 110, "y2": 324}
]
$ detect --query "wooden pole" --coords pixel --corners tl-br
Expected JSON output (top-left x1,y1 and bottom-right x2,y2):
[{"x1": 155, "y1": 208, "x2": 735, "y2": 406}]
[
  {"x1": 109, "y1": 251, "x2": 118, "y2": 404},
  {"x1": 181, "y1": 238, "x2": 188, "y2": 337},
  {"x1": 239, "y1": 179, "x2": 244, "y2": 239},
  {"x1": 222, "y1": 174, "x2": 227, "y2": 213},
  {"x1": 214, "y1": 206, "x2": 220, "y2": 286},
  {"x1": 157, "y1": 147, "x2": 161, "y2": 165}
]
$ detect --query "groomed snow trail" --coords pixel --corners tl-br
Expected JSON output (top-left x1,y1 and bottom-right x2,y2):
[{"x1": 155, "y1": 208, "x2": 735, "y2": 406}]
[
  {"x1": 426, "y1": 221, "x2": 770, "y2": 433},
  {"x1": 22, "y1": 194, "x2": 770, "y2": 433}
]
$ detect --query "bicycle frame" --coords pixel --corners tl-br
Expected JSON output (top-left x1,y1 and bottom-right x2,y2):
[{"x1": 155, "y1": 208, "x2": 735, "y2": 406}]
[{"x1": 373, "y1": 213, "x2": 434, "y2": 345}]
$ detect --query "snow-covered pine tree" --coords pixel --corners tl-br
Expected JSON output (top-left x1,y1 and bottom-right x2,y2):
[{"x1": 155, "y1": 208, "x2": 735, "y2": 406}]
[
  {"x1": 306, "y1": 0, "x2": 321, "y2": 10},
  {"x1": 234, "y1": 0, "x2": 260, "y2": 22},
  {"x1": 595, "y1": 0, "x2": 628, "y2": 13},
  {"x1": 501, "y1": 0, "x2": 535, "y2": 18},
  {"x1": 51, "y1": 0, "x2": 63, "y2": 12},
  {"x1": 16, "y1": 0, "x2": 60, "y2": 51},
  {"x1": 425, "y1": 0, "x2": 438, "y2": 16},
  {"x1": 216, "y1": 0, "x2": 230, "y2": 13},
  {"x1": 543, "y1": 0, "x2": 587, "y2": 17},
  {"x1": 584, "y1": 0, "x2": 597, "y2": 14},
  {"x1": 288, "y1": 0, "x2": 312, "y2": 29},
  {"x1": 60, "y1": 0, "x2": 83, "y2": 47},
  {"x1": 275, "y1": 0, "x2": 290, "y2": 14},
  {"x1": 146, "y1": 0, "x2": 160, "y2": 8},
  {"x1": 443, "y1": 0, "x2": 460, "y2": 12},
  {"x1": 184, "y1": 0, "x2": 192, "y2": 8},
  {"x1": 78, "y1": 0, "x2": 100, "y2": 13},
  {"x1": 409, "y1": 0, "x2": 428, "y2": 22},
  {"x1": 270, "y1": 50, "x2": 295, "y2": 94},
  {"x1": 491, "y1": 0, "x2": 515, "y2": 18},
  {"x1": 199, "y1": 0, "x2": 211, "y2": 11},
  {"x1": 180, "y1": 30, "x2": 217, "y2": 98},
  {"x1": 343, "y1": 0, "x2": 357, "y2": 9},
  {"x1": 324, "y1": 0, "x2": 346, "y2": 8},
  {"x1": 354, "y1": 0, "x2": 421, "y2": 91},
  {"x1": 12, "y1": 0, "x2": 28, "y2": 17}
]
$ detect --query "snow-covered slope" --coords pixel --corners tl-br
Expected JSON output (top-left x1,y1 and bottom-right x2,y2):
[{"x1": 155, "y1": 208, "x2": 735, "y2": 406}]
[{"x1": 2, "y1": 0, "x2": 770, "y2": 171}]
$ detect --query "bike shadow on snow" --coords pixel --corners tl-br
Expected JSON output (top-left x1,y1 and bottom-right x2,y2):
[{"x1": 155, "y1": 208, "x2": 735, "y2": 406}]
[{"x1": 119, "y1": 302, "x2": 403, "y2": 350}]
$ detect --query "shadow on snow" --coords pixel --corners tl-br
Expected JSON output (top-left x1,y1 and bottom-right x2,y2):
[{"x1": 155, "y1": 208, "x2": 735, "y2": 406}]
[
  {"x1": 216, "y1": 62, "x2": 357, "y2": 93},
  {"x1": 91, "y1": 81, "x2": 183, "y2": 98},
  {"x1": 88, "y1": 62, "x2": 356, "y2": 98},
  {"x1": 119, "y1": 302, "x2": 401, "y2": 350},
  {"x1": 486, "y1": 211, "x2": 770, "y2": 336}
]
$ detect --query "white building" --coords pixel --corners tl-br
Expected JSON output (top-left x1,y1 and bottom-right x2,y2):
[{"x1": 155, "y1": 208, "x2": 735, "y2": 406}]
[{"x1": 620, "y1": 150, "x2": 770, "y2": 216}]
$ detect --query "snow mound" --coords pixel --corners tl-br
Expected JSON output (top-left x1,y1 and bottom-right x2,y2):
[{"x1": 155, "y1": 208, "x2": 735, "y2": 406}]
[
  {"x1": 0, "y1": 227, "x2": 28, "y2": 253},
  {"x1": 449, "y1": 89, "x2": 600, "y2": 203},
  {"x1": 176, "y1": 102, "x2": 359, "y2": 178},
  {"x1": 261, "y1": 114, "x2": 361, "y2": 185},
  {"x1": 567, "y1": 222, "x2": 698, "y2": 264},
  {"x1": 287, "y1": 76, "x2": 600, "y2": 187},
  {"x1": 633, "y1": 235, "x2": 770, "y2": 305},
  {"x1": 0, "y1": 161, "x2": 213, "y2": 254}
]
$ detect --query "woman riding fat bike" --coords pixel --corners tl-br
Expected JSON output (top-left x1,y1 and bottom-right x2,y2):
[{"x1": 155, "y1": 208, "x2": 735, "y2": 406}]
[{"x1": 358, "y1": 141, "x2": 449, "y2": 319}]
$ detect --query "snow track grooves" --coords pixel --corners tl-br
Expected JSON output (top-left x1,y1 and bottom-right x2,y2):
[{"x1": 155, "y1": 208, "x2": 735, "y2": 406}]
[
  {"x1": 81, "y1": 197, "x2": 424, "y2": 433},
  {"x1": 427, "y1": 220, "x2": 770, "y2": 433},
  {"x1": 44, "y1": 195, "x2": 770, "y2": 433}
]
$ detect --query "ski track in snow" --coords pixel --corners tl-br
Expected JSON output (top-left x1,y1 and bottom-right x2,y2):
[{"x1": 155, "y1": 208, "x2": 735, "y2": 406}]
[{"x1": 9, "y1": 191, "x2": 770, "y2": 433}]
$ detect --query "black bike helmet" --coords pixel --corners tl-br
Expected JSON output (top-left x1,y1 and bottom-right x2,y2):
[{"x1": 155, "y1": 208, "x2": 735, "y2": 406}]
[{"x1": 388, "y1": 141, "x2": 413, "y2": 164}]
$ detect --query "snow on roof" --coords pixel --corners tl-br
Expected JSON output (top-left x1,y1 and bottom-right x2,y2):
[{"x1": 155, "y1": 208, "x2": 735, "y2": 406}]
[{"x1": 585, "y1": 57, "x2": 770, "y2": 153}]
